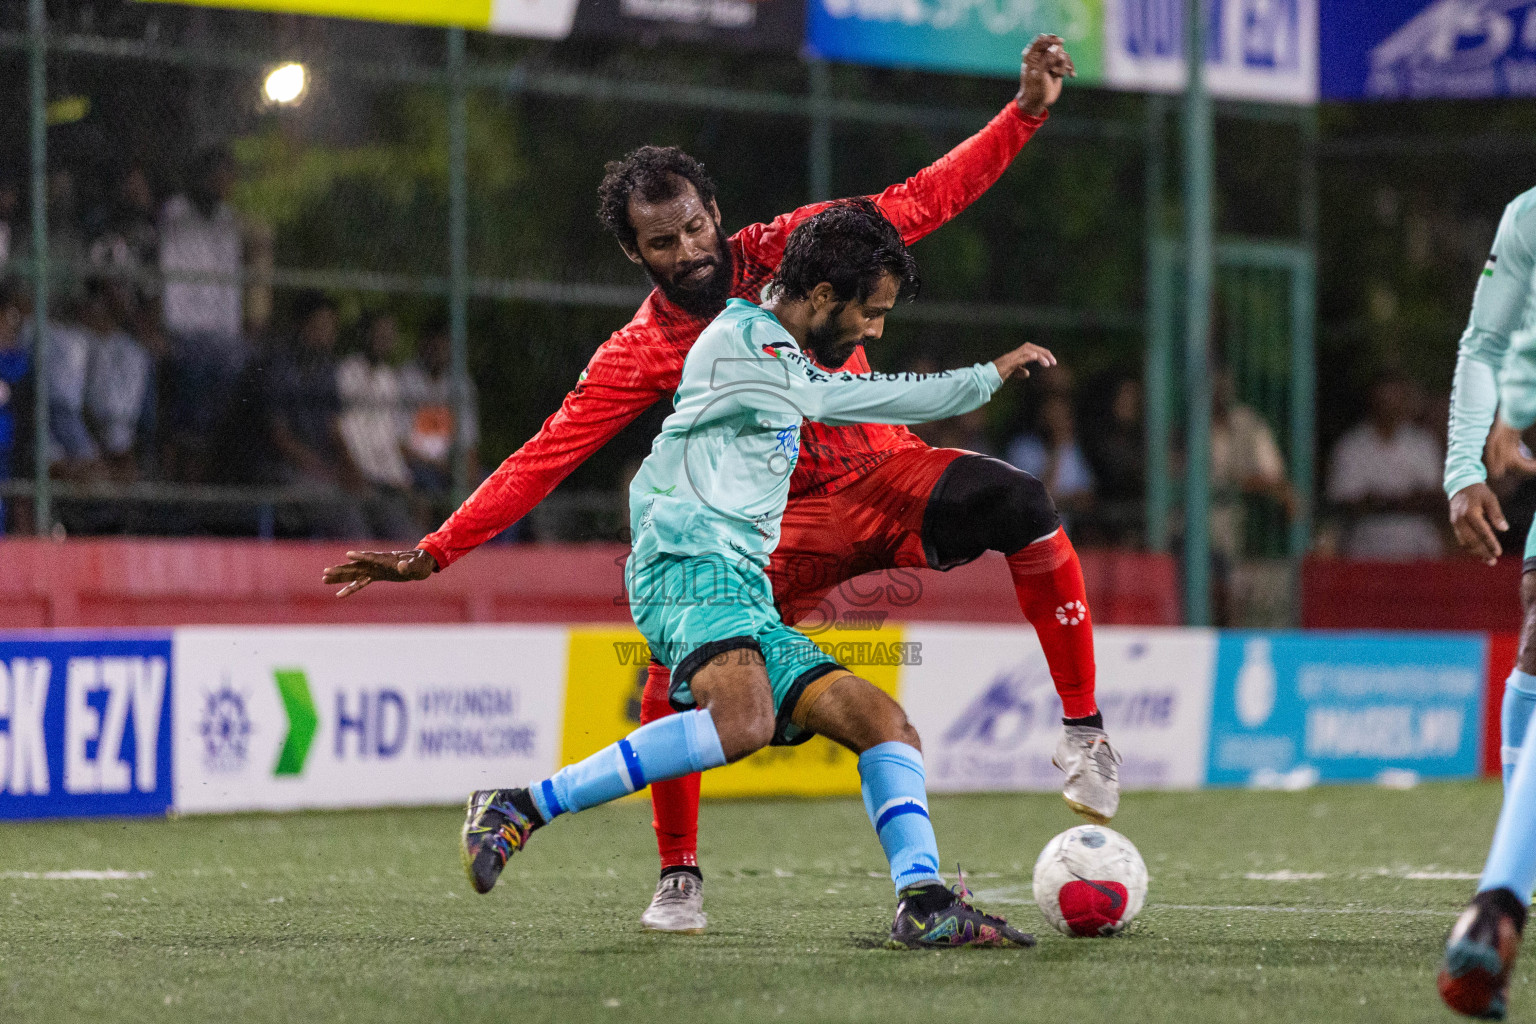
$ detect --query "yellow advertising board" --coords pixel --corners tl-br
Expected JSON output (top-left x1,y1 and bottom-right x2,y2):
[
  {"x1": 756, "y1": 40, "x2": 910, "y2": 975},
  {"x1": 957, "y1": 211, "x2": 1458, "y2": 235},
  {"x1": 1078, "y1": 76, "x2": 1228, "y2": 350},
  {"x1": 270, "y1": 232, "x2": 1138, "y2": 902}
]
[
  {"x1": 562, "y1": 625, "x2": 906, "y2": 799},
  {"x1": 140, "y1": 0, "x2": 582, "y2": 38}
]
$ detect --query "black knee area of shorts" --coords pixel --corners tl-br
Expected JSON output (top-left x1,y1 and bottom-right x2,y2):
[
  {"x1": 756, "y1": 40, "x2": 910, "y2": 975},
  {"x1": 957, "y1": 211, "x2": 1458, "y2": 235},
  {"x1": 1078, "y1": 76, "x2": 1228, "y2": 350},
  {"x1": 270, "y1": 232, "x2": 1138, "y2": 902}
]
[
  {"x1": 1525, "y1": 557, "x2": 1536, "y2": 577},
  {"x1": 922, "y1": 455, "x2": 1061, "y2": 570},
  {"x1": 670, "y1": 636, "x2": 762, "y2": 709}
]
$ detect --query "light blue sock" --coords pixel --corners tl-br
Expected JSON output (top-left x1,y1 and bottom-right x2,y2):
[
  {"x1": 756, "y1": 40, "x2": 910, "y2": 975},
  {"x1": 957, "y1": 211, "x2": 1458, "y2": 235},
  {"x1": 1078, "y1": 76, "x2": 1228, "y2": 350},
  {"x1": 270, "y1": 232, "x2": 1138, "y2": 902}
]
[
  {"x1": 858, "y1": 741, "x2": 943, "y2": 892},
  {"x1": 528, "y1": 708, "x2": 726, "y2": 822},
  {"x1": 1480, "y1": 717, "x2": 1536, "y2": 904},
  {"x1": 1503, "y1": 669, "x2": 1536, "y2": 785}
]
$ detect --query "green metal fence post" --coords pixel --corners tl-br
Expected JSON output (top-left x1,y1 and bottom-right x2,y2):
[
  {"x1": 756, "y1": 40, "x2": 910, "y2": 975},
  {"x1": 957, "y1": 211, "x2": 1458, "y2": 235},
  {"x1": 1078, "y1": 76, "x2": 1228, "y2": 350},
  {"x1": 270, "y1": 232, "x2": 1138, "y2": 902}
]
[
  {"x1": 807, "y1": 58, "x2": 832, "y2": 202},
  {"x1": 1289, "y1": 106, "x2": 1319, "y2": 568},
  {"x1": 1144, "y1": 94, "x2": 1172, "y2": 553},
  {"x1": 447, "y1": 27, "x2": 471, "y2": 504},
  {"x1": 1182, "y1": 0, "x2": 1215, "y2": 625},
  {"x1": 28, "y1": 0, "x2": 51, "y2": 535}
]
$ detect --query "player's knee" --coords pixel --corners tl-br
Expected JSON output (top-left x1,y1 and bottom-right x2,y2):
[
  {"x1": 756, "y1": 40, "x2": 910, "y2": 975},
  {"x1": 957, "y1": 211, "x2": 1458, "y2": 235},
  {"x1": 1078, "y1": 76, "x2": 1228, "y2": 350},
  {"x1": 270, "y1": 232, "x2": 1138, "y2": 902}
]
[
  {"x1": 989, "y1": 467, "x2": 1061, "y2": 553},
  {"x1": 931, "y1": 457, "x2": 1061, "y2": 561},
  {"x1": 707, "y1": 699, "x2": 774, "y2": 762},
  {"x1": 867, "y1": 691, "x2": 920, "y2": 752},
  {"x1": 736, "y1": 686, "x2": 777, "y2": 753},
  {"x1": 691, "y1": 655, "x2": 776, "y2": 761}
]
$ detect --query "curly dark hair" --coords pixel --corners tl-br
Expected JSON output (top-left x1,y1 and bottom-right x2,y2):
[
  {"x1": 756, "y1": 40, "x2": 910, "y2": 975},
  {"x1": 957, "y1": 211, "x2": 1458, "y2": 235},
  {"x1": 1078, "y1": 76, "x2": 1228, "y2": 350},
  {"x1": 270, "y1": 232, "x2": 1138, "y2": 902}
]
[
  {"x1": 596, "y1": 146, "x2": 719, "y2": 251},
  {"x1": 770, "y1": 198, "x2": 920, "y2": 305}
]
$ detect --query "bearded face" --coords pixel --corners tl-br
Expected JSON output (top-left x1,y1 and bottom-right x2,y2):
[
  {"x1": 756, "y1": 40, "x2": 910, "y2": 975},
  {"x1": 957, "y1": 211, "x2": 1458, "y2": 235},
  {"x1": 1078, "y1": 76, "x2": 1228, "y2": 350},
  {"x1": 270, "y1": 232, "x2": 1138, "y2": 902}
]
[
  {"x1": 641, "y1": 227, "x2": 734, "y2": 318},
  {"x1": 625, "y1": 181, "x2": 736, "y2": 319},
  {"x1": 803, "y1": 301, "x2": 861, "y2": 369}
]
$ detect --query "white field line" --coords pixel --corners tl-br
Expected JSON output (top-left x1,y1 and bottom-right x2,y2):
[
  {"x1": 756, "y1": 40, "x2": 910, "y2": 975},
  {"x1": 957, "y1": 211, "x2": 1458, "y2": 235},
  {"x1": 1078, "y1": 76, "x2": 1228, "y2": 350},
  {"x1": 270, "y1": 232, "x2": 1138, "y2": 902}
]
[
  {"x1": 1241, "y1": 869, "x2": 1481, "y2": 882},
  {"x1": 973, "y1": 884, "x2": 1459, "y2": 917},
  {"x1": 1244, "y1": 871, "x2": 1327, "y2": 881},
  {"x1": 0, "y1": 870, "x2": 152, "y2": 880},
  {"x1": 1400, "y1": 871, "x2": 1481, "y2": 881},
  {"x1": 1153, "y1": 904, "x2": 1455, "y2": 917}
]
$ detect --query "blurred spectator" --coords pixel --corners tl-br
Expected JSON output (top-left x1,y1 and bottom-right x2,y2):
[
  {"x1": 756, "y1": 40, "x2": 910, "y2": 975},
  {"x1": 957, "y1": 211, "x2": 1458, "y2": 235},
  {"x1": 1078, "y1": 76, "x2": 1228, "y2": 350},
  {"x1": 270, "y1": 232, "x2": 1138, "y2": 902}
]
[
  {"x1": 1081, "y1": 374, "x2": 1145, "y2": 544},
  {"x1": 1083, "y1": 375, "x2": 1144, "y2": 502},
  {"x1": 159, "y1": 147, "x2": 247, "y2": 477},
  {"x1": 401, "y1": 316, "x2": 480, "y2": 500},
  {"x1": 80, "y1": 281, "x2": 155, "y2": 478},
  {"x1": 1006, "y1": 392, "x2": 1094, "y2": 527},
  {"x1": 1325, "y1": 370, "x2": 1445, "y2": 560},
  {"x1": 0, "y1": 175, "x2": 20, "y2": 271},
  {"x1": 160, "y1": 149, "x2": 242, "y2": 346},
  {"x1": 41, "y1": 168, "x2": 87, "y2": 275},
  {"x1": 0, "y1": 280, "x2": 30, "y2": 487},
  {"x1": 1209, "y1": 367, "x2": 1296, "y2": 623},
  {"x1": 262, "y1": 293, "x2": 416, "y2": 540},
  {"x1": 338, "y1": 311, "x2": 420, "y2": 531},
  {"x1": 35, "y1": 296, "x2": 104, "y2": 481},
  {"x1": 87, "y1": 164, "x2": 159, "y2": 304}
]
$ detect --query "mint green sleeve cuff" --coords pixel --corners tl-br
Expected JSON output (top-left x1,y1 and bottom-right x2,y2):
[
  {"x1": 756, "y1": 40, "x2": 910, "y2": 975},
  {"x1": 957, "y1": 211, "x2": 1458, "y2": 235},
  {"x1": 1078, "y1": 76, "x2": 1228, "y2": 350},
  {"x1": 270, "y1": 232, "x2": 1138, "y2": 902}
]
[{"x1": 1445, "y1": 347, "x2": 1499, "y2": 497}]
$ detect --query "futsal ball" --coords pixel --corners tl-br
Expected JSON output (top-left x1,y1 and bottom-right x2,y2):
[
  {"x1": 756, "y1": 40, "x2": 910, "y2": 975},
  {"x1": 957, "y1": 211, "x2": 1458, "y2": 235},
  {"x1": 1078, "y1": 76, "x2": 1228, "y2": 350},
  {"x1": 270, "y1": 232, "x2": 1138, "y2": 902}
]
[{"x1": 1032, "y1": 825, "x2": 1148, "y2": 937}]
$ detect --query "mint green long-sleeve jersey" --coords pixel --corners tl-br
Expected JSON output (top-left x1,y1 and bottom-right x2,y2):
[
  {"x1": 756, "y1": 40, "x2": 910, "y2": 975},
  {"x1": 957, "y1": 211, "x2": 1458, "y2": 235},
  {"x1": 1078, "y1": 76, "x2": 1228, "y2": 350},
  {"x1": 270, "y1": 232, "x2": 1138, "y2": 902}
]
[
  {"x1": 1445, "y1": 186, "x2": 1536, "y2": 497},
  {"x1": 629, "y1": 298, "x2": 1002, "y2": 562}
]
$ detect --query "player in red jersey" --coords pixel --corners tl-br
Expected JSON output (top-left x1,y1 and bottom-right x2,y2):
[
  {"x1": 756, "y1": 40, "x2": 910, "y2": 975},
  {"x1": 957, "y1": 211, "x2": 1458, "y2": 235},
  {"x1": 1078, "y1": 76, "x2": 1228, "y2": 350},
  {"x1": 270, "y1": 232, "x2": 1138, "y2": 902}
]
[{"x1": 324, "y1": 34, "x2": 1118, "y2": 934}]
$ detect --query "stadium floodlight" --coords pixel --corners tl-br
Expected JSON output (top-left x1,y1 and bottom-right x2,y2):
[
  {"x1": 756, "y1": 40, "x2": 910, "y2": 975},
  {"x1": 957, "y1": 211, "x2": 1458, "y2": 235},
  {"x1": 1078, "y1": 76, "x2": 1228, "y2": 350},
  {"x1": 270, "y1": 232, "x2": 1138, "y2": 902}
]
[{"x1": 263, "y1": 62, "x2": 308, "y2": 105}]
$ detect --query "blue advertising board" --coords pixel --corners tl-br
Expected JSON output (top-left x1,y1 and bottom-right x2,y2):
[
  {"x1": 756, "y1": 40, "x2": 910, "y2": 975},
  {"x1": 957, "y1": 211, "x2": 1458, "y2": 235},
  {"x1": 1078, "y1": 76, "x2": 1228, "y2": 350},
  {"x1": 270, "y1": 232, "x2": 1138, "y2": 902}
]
[
  {"x1": 0, "y1": 633, "x2": 174, "y2": 820},
  {"x1": 1321, "y1": 0, "x2": 1536, "y2": 99},
  {"x1": 1207, "y1": 631, "x2": 1486, "y2": 786}
]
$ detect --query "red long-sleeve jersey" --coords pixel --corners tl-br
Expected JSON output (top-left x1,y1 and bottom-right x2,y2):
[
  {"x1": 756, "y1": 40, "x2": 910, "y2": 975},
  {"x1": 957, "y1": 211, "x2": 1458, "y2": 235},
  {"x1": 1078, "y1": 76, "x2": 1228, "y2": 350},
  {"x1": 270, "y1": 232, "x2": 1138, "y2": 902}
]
[{"x1": 419, "y1": 104, "x2": 1046, "y2": 570}]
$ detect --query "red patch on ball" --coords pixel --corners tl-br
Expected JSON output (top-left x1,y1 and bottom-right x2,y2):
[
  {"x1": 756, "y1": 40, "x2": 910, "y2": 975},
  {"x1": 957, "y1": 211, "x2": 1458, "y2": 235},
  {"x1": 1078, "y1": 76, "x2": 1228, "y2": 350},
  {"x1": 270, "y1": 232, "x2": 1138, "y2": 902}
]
[{"x1": 1058, "y1": 878, "x2": 1129, "y2": 936}]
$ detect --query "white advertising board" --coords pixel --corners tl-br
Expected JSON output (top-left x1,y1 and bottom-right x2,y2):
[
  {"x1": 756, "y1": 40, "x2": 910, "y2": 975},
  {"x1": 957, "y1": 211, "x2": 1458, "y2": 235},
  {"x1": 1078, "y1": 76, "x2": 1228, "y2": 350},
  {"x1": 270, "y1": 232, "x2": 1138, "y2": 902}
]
[
  {"x1": 902, "y1": 625, "x2": 1217, "y2": 792},
  {"x1": 173, "y1": 626, "x2": 567, "y2": 813},
  {"x1": 1104, "y1": 0, "x2": 1319, "y2": 103}
]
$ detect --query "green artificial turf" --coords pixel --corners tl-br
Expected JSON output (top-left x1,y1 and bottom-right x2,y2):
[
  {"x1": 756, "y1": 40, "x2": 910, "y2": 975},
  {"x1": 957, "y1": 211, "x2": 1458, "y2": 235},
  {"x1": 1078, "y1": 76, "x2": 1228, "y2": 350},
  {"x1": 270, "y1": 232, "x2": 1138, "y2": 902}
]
[{"x1": 0, "y1": 783, "x2": 1513, "y2": 1023}]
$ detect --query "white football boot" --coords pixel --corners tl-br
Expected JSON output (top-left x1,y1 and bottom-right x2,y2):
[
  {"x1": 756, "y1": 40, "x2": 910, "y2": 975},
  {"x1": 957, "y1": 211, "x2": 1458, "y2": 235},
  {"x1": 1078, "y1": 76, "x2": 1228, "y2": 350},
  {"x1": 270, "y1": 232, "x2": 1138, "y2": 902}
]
[
  {"x1": 640, "y1": 872, "x2": 708, "y2": 934},
  {"x1": 1052, "y1": 725, "x2": 1122, "y2": 824}
]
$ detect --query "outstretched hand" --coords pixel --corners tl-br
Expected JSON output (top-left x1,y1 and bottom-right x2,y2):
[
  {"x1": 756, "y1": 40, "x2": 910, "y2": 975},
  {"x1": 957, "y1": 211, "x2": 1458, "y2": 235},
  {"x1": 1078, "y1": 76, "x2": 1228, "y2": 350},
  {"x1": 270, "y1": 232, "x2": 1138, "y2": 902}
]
[
  {"x1": 992, "y1": 342, "x2": 1057, "y2": 382},
  {"x1": 322, "y1": 549, "x2": 438, "y2": 598},
  {"x1": 1017, "y1": 34, "x2": 1076, "y2": 117},
  {"x1": 1449, "y1": 483, "x2": 1507, "y2": 567}
]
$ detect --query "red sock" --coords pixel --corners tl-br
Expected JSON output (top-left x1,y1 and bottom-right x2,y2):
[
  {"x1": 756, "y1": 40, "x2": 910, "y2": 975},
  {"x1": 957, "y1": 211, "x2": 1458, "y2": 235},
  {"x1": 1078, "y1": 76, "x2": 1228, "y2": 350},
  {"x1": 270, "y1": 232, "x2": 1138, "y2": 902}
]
[
  {"x1": 1005, "y1": 528, "x2": 1098, "y2": 720},
  {"x1": 641, "y1": 660, "x2": 700, "y2": 870}
]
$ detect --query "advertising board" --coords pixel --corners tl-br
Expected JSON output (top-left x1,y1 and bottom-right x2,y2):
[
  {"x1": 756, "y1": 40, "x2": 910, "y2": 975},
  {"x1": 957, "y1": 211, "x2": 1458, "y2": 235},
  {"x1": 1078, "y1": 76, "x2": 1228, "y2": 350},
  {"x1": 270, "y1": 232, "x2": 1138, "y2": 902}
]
[
  {"x1": 1103, "y1": 0, "x2": 1318, "y2": 102},
  {"x1": 0, "y1": 633, "x2": 174, "y2": 821},
  {"x1": 1321, "y1": 0, "x2": 1536, "y2": 100},
  {"x1": 172, "y1": 626, "x2": 567, "y2": 813},
  {"x1": 805, "y1": 0, "x2": 1105, "y2": 81},
  {"x1": 900, "y1": 624, "x2": 1216, "y2": 793},
  {"x1": 1206, "y1": 631, "x2": 1486, "y2": 786}
]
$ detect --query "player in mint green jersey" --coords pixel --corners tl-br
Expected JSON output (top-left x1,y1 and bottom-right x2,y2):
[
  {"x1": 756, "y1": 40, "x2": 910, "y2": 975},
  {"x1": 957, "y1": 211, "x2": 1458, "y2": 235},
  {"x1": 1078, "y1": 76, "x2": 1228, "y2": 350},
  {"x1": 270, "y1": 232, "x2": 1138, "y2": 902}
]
[
  {"x1": 1441, "y1": 185, "x2": 1536, "y2": 1018},
  {"x1": 460, "y1": 198, "x2": 1051, "y2": 948}
]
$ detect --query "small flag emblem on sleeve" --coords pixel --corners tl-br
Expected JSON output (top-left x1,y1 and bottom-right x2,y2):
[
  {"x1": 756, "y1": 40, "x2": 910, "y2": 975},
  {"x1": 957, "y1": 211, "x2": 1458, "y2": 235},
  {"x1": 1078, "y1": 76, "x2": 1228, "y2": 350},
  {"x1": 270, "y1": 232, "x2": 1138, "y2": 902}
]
[{"x1": 1484, "y1": 254, "x2": 1498, "y2": 277}]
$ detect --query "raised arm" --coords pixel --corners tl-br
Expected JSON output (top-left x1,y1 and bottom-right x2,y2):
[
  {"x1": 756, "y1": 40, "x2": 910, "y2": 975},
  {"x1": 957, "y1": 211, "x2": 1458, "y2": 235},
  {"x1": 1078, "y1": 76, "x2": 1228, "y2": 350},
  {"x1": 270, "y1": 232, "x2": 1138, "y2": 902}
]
[
  {"x1": 872, "y1": 34, "x2": 1072, "y2": 246},
  {"x1": 732, "y1": 35, "x2": 1072, "y2": 266}
]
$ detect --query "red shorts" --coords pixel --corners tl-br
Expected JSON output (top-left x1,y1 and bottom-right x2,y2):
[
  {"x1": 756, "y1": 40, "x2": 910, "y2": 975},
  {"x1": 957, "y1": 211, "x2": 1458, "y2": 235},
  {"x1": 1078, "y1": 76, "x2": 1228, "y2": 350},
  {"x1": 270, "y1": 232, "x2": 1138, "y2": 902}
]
[{"x1": 767, "y1": 447, "x2": 968, "y2": 629}]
